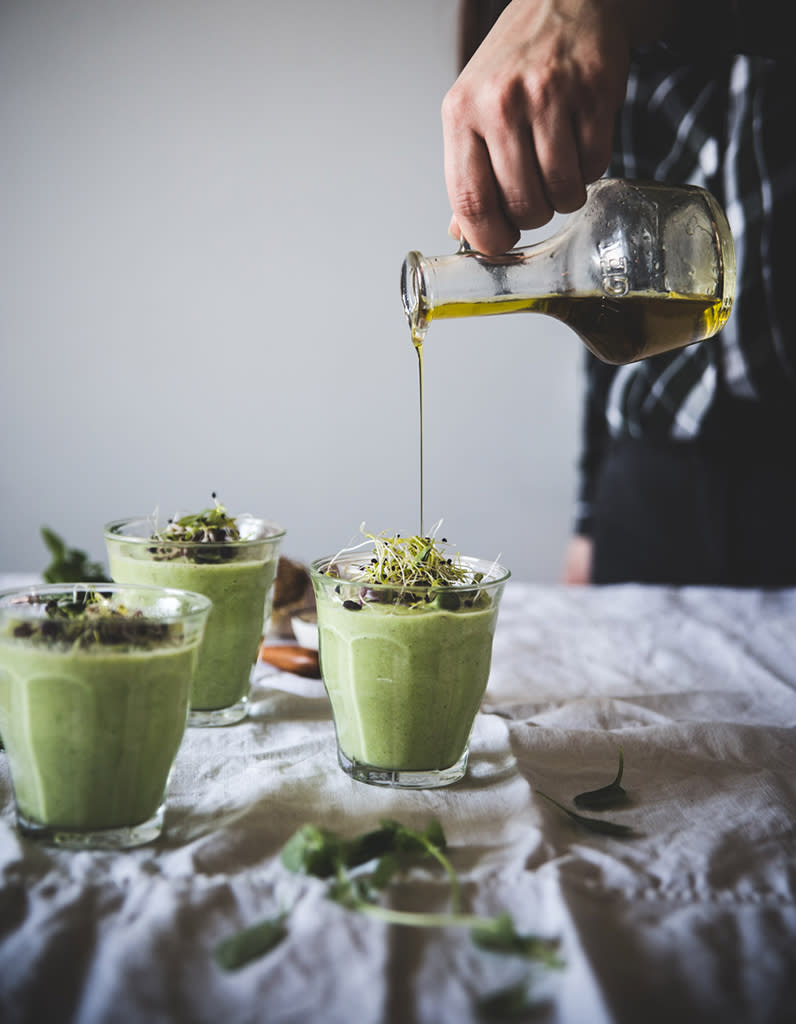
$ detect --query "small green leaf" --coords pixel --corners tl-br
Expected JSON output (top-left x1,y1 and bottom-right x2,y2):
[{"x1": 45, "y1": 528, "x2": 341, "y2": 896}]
[
  {"x1": 41, "y1": 526, "x2": 66, "y2": 560},
  {"x1": 537, "y1": 790, "x2": 635, "y2": 837},
  {"x1": 214, "y1": 913, "x2": 288, "y2": 970},
  {"x1": 41, "y1": 526, "x2": 109, "y2": 584},
  {"x1": 421, "y1": 818, "x2": 446, "y2": 851},
  {"x1": 471, "y1": 913, "x2": 563, "y2": 967},
  {"x1": 327, "y1": 876, "x2": 360, "y2": 909},
  {"x1": 574, "y1": 748, "x2": 628, "y2": 810},
  {"x1": 343, "y1": 821, "x2": 403, "y2": 869},
  {"x1": 370, "y1": 852, "x2": 402, "y2": 890},
  {"x1": 280, "y1": 824, "x2": 344, "y2": 878}
]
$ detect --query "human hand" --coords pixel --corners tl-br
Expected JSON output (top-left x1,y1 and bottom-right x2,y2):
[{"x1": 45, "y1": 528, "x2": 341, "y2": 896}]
[
  {"x1": 562, "y1": 534, "x2": 593, "y2": 584},
  {"x1": 441, "y1": 0, "x2": 671, "y2": 255}
]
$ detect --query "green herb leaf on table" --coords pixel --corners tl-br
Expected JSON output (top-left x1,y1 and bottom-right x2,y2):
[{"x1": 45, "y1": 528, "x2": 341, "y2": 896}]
[
  {"x1": 216, "y1": 817, "x2": 563, "y2": 1015},
  {"x1": 471, "y1": 912, "x2": 563, "y2": 967},
  {"x1": 280, "y1": 818, "x2": 455, "y2": 890},
  {"x1": 536, "y1": 790, "x2": 635, "y2": 838},
  {"x1": 41, "y1": 527, "x2": 109, "y2": 584},
  {"x1": 573, "y1": 747, "x2": 628, "y2": 810},
  {"x1": 279, "y1": 823, "x2": 346, "y2": 878},
  {"x1": 213, "y1": 912, "x2": 288, "y2": 970}
]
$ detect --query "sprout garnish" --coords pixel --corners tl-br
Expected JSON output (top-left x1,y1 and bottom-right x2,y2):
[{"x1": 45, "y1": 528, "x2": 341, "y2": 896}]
[
  {"x1": 7, "y1": 590, "x2": 179, "y2": 650},
  {"x1": 154, "y1": 493, "x2": 241, "y2": 545},
  {"x1": 327, "y1": 523, "x2": 484, "y2": 589},
  {"x1": 147, "y1": 494, "x2": 244, "y2": 564}
]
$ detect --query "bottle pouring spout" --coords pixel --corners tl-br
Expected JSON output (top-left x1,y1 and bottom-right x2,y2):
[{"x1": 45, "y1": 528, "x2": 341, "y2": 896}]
[{"x1": 401, "y1": 250, "x2": 427, "y2": 343}]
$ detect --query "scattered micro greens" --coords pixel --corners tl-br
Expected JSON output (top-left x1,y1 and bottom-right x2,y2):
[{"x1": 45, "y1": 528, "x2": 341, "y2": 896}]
[
  {"x1": 573, "y1": 747, "x2": 628, "y2": 810},
  {"x1": 214, "y1": 818, "x2": 563, "y2": 1012},
  {"x1": 41, "y1": 527, "x2": 109, "y2": 584}
]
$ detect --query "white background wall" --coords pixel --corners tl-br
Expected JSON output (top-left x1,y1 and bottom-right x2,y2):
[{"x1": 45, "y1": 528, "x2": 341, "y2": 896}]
[{"x1": 0, "y1": 0, "x2": 582, "y2": 582}]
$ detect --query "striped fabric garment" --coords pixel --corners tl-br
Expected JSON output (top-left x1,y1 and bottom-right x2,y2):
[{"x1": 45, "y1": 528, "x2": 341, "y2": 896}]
[{"x1": 575, "y1": 40, "x2": 796, "y2": 535}]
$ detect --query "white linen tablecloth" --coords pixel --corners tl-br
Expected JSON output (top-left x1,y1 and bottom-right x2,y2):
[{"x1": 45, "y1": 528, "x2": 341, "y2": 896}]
[{"x1": 1, "y1": 581, "x2": 795, "y2": 1024}]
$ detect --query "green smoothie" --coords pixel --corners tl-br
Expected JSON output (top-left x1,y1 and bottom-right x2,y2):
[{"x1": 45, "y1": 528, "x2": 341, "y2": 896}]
[
  {"x1": 0, "y1": 585, "x2": 209, "y2": 837},
  {"x1": 311, "y1": 536, "x2": 509, "y2": 785},
  {"x1": 108, "y1": 550, "x2": 275, "y2": 711},
  {"x1": 105, "y1": 508, "x2": 284, "y2": 718},
  {"x1": 316, "y1": 595, "x2": 500, "y2": 771}
]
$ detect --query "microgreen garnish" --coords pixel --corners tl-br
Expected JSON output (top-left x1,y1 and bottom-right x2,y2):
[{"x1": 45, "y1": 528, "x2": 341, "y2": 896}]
[
  {"x1": 573, "y1": 747, "x2": 628, "y2": 810},
  {"x1": 41, "y1": 527, "x2": 109, "y2": 584},
  {"x1": 155, "y1": 493, "x2": 241, "y2": 544},
  {"x1": 320, "y1": 525, "x2": 500, "y2": 611},
  {"x1": 329, "y1": 523, "x2": 476, "y2": 589},
  {"x1": 147, "y1": 494, "x2": 244, "y2": 564},
  {"x1": 535, "y1": 790, "x2": 635, "y2": 838},
  {"x1": 215, "y1": 818, "x2": 562, "y2": 1014},
  {"x1": 7, "y1": 590, "x2": 178, "y2": 650},
  {"x1": 362, "y1": 531, "x2": 470, "y2": 587}
]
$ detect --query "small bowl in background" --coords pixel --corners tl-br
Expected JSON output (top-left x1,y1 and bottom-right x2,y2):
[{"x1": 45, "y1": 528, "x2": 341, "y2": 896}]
[{"x1": 291, "y1": 611, "x2": 318, "y2": 650}]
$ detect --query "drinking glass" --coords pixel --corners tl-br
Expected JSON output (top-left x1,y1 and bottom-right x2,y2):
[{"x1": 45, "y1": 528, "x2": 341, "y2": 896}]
[
  {"x1": 311, "y1": 552, "x2": 510, "y2": 788},
  {"x1": 105, "y1": 515, "x2": 284, "y2": 725},
  {"x1": 0, "y1": 583, "x2": 210, "y2": 848}
]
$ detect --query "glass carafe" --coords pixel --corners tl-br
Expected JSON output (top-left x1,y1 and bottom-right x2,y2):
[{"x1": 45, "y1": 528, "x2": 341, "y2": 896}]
[{"x1": 401, "y1": 178, "x2": 736, "y2": 365}]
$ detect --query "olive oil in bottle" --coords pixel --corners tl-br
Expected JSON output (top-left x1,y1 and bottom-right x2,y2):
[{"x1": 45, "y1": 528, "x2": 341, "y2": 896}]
[
  {"x1": 423, "y1": 291, "x2": 729, "y2": 365},
  {"x1": 401, "y1": 178, "x2": 735, "y2": 366}
]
